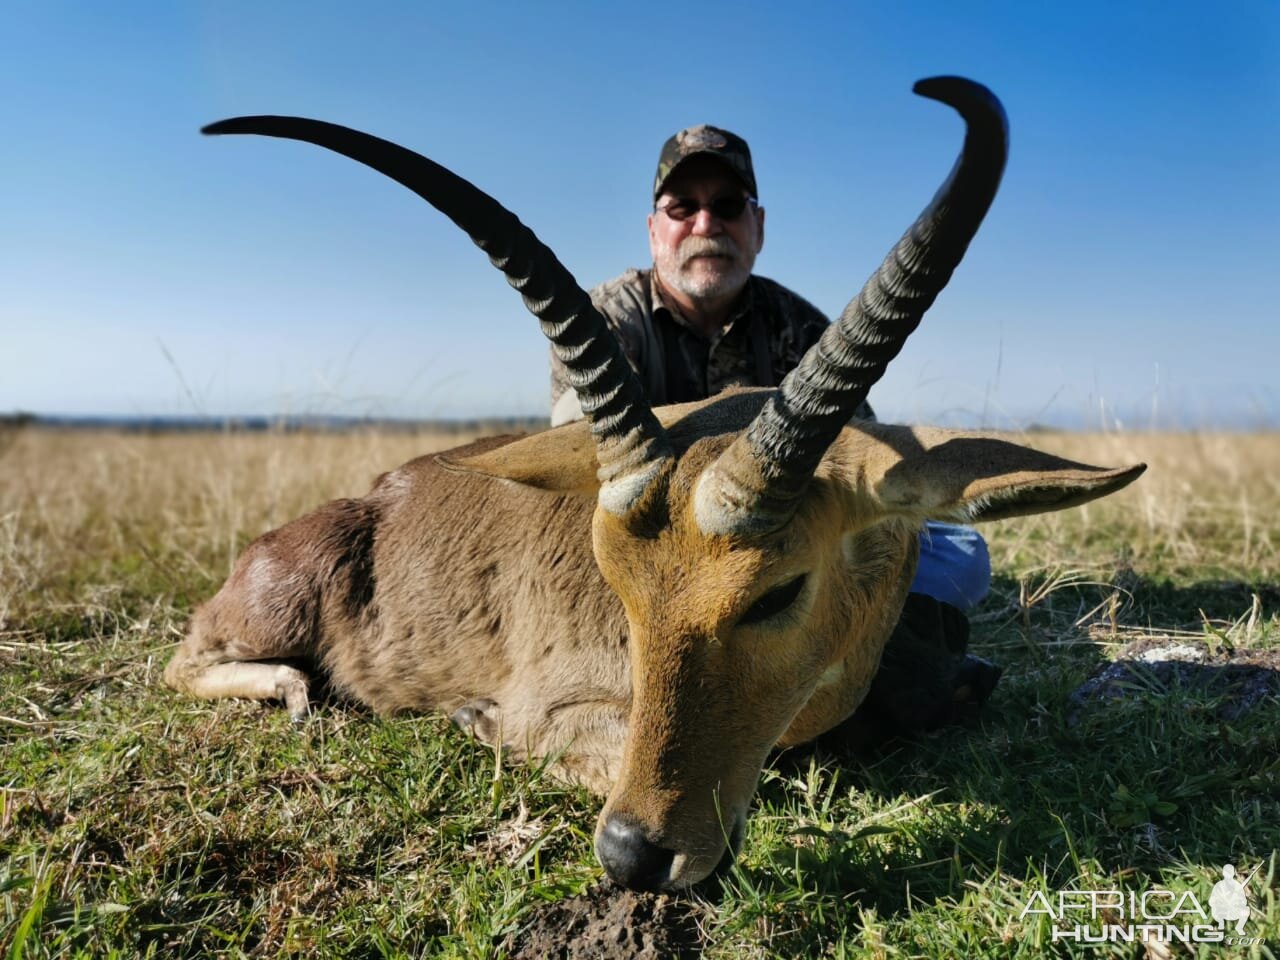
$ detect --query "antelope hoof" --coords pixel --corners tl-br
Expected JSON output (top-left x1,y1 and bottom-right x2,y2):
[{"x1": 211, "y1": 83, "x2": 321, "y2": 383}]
[
  {"x1": 451, "y1": 698, "x2": 501, "y2": 744},
  {"x1": 275, "y1": 671, "x2": 310, "y2": 723}
]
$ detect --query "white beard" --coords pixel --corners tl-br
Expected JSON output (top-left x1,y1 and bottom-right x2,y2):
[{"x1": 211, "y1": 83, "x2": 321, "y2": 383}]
[{"x1": 654, "y1": 234, "x2": 756, "y2": 305}]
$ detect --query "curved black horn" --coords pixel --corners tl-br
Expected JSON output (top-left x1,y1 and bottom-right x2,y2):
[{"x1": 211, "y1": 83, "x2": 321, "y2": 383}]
[
  {"x1": 202, "y1": 116, "x2": 671, "y2": 512},
  {"x1": 696, "y1": 77, "x2": 1009, "y2": 536}
]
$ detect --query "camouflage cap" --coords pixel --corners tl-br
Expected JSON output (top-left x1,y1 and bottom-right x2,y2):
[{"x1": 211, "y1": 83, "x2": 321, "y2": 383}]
[{"x1": 653, "y1": 124, "x2": 757, "y2": 201}]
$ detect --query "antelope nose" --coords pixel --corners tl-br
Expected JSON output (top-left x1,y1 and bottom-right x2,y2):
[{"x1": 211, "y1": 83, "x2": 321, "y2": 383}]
[{"x1": 595, "y1": 815, "x2": 675, "y2": 891}]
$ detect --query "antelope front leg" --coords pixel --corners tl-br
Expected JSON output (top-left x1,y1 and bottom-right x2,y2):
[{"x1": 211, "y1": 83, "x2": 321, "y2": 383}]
[{"x1": 451, "y1": 697, "x2": 628, "y2": 796}]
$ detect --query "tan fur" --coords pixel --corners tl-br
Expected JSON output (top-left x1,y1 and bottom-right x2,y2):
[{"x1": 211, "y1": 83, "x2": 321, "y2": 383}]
[{"x1": 166, "y1": 388, "x2": 1144, "y2": 887}]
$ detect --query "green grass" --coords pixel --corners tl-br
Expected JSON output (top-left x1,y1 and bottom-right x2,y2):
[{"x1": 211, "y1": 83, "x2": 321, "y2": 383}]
[{"x1": 2, "y1": 427, "x2": 1277, "y2": 957}]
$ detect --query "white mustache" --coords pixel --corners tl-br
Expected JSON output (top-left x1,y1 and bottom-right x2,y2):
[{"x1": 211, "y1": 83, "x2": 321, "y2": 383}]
[{"x1": 678, "y1": 236, "x2": 739, "y2": 264}]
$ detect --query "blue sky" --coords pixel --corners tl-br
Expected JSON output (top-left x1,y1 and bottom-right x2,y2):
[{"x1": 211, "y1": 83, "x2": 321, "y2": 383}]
[{"x1": 2, "y1": 1, "x2": 1277, "y2": 428}]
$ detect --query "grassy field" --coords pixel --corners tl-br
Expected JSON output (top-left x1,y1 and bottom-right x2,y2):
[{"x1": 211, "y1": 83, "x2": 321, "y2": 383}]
[{"x1": 1, "y1": 424, "x2": 1277, "y2": 958}]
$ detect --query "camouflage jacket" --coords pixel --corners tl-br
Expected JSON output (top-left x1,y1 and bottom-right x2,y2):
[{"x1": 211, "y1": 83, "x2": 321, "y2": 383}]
[{"x1": 549, "y1": 267, "x2": 875, "y2": 426}]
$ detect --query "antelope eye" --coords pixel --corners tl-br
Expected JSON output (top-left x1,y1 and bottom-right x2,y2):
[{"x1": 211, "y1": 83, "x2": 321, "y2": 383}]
[{"x1": 739, "y1": 575, "x2": 807, "y2": 626}]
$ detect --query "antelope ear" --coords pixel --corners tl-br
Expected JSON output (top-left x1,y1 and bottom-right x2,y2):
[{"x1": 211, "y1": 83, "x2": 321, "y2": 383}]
[
  {"x1": 834, "y1": 424, "x2": 1146, "y2": 523},
  {"x1": 437, "y1": 419, "x2": 601, "y2": 496}
]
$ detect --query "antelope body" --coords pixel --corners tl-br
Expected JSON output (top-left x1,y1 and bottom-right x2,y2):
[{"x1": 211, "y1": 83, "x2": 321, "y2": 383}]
[{"x1": 166, "y1": 78, "x2": 1145, "y2": 890}]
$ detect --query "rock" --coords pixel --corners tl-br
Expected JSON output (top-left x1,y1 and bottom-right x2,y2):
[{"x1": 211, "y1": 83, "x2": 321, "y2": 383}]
[{"x1": 1069, "y1": 638, "x2": 1280, "y2": 724}]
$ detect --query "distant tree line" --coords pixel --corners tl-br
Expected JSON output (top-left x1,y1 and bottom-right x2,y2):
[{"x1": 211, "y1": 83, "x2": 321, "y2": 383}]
[{"x1": 0, "y1": 412, "x2": 551, "y2": 434}]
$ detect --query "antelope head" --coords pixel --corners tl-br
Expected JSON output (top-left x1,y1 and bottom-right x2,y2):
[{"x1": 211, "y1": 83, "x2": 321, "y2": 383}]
[{"x1": 204, "y1": 78, "x2": 1145, "y2": 890}]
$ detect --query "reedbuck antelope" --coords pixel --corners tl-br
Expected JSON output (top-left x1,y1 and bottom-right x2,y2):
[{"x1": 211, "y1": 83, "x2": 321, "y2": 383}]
[{"x1": 167, "y1": 77, "x2": 1144, "y2": 891}]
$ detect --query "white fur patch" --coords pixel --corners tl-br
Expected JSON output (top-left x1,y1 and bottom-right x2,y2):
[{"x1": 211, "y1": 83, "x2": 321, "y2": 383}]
[
  {"x1": 377, "y1": 467, "x2": 413, "y2": 497},
  {"x1": 816, "y1": 661, "x2": 844, "y2": 689},
  {"x1": 692, "y1": 468, "x2": 766, "y2": 536},
  {"x1": 246, "y1": 554, "x2": 277, "y2": 591},
  {"x1": 598, "y1": 460, "x2": 664, "y2": 516}
]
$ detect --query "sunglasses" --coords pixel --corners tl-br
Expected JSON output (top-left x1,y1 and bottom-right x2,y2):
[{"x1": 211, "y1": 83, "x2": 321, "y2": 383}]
[{"x1": 656, "y1": 195, "x2": 758, "y2": 222}]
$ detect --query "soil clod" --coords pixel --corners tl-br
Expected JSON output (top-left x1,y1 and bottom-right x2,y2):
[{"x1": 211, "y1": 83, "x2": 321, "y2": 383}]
[{"x1": 506, "y1": 882, "x2": 702, "y2": 959}]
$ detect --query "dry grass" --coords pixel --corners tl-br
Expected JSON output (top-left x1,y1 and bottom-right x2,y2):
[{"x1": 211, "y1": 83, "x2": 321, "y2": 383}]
[
  {"x1": 0, "y1": 427, "x2": 483, "y2": 628},
  {"x1": 980, "y1": 430, "x2": 1280, "y2": 581}
]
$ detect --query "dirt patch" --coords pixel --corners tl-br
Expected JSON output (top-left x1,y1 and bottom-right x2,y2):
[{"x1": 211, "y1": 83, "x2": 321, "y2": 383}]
[
  {"x1": 506, "y1": 883, "x2": 702, "y2": 959},
  {"x1": 1070, "y1": 636, "x2": 1280, "y2": 723}
]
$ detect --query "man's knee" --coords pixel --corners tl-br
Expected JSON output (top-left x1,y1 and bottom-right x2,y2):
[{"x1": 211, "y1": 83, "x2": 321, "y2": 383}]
[
  {"x1": 910, "y1": 521, "x2": 991, "y2": 610},
  {"x1": 551, "y1": 389, "x2": 585, "y2": 427}
]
